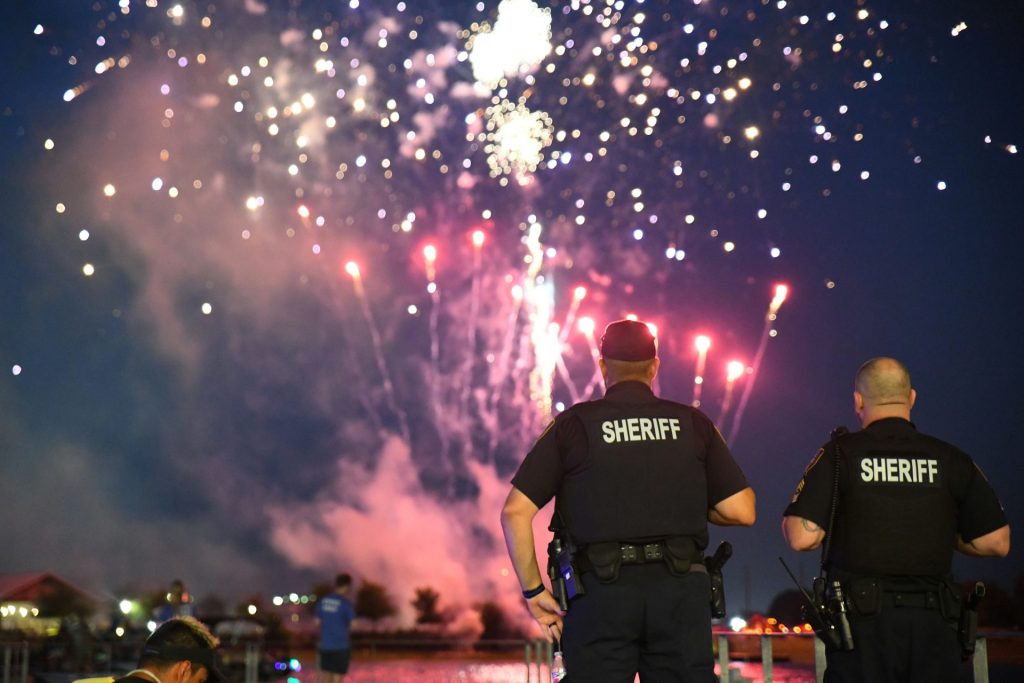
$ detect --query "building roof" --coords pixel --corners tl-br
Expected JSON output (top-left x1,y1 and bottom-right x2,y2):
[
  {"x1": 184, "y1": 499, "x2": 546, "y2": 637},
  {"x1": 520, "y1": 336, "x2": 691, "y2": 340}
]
[{"x1": 0, "y1": 572, "x2": 99, "y2": 606}]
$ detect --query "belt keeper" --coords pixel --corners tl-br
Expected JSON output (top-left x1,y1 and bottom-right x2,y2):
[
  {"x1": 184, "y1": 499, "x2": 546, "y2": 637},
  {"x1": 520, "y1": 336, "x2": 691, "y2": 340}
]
[{"x1": 522, "y1": 584, "x2": 545, "y2": 599}]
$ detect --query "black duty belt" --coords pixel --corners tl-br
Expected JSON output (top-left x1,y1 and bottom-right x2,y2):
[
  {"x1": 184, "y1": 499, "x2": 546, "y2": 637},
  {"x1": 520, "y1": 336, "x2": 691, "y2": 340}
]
[
  {"x1": 576, "y1": 537, "x2": 706, "y2": 582},
  {"x1": 620, "y1": 541, "x2": 667, "y2": 564},
  {"x1": 617, "y1": 541, "x2": 707, "y2": 573},
  {"x1": 884, "y1": 590, "x2": 941, "y2": 610}
]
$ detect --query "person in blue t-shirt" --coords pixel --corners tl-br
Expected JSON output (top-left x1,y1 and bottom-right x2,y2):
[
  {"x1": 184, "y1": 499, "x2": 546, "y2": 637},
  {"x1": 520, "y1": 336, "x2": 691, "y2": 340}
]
[
  {"x1": 314, "y1": 573, "x2": 356, "y2": 683},
  {"x1": 154, "y1": 579, "x2": 197, "y2": 623}
]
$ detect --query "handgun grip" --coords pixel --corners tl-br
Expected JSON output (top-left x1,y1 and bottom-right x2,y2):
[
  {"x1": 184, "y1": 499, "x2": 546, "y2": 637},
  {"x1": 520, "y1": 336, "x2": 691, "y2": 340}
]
[
  {"x1": 705, "y1": 541, "x2": 733, "y2": 572},
  {"x1": 966, "y1": 581, "x2": 986, "y2": 610}
]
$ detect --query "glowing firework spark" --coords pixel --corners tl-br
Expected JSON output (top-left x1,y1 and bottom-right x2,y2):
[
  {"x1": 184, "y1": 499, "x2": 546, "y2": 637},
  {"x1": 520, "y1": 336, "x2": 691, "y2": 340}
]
[
  {"x1": 423, "y1": 244, "x2": 438, "y2": 285},
  {"x1": 727, "y1": 360, "x2": 746, "y2": 383},
  {"x1": 346, "y1": 260, "x2": 410, "y2": 442},
  {"x1": 726, "y1": 284, "x2": 790, "y2": 444},
  {"x1": 692, "y1": 334, "x2": 712, "y2": 408},
  {"x1": 558, "y1": 285, "x2": 587, "y2": 345},
  {"x1": 469, "y1": 0, "x2": 552, "y2": 90},
  {"x1": 718, "y1": 360, "x2": 747, "y2": 423},
  {"x1": 419, "y1": 241, "x2": 449, "y2": 467},
  {"x1": 523, "y1": 223, "x2": 556, "y2": 420},
  {"x1": 459, "y1": 229, "x2": 487, "y2": 423},
  {"x1": 576, "y1": 316, "x2": 603, "y2": 401},
  {"x1": 484, "y1": 99, "x2": 554, "y2": 184}
]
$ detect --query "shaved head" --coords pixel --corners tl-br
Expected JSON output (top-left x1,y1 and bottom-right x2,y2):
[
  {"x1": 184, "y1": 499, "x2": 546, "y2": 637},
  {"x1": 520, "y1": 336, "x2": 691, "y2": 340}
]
[{"x1": 855, "y1": 357, "x2": 913, "y2": 407}]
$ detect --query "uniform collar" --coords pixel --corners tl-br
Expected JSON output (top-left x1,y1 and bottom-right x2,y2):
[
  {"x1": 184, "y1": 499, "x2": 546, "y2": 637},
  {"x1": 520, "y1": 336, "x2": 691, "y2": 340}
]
[
  {"x1": 863, "y1": 416, "x2": 917, "y2": 435},
  {"x1": 603, "y1": 380, "x2": 656, "y2": 400}
]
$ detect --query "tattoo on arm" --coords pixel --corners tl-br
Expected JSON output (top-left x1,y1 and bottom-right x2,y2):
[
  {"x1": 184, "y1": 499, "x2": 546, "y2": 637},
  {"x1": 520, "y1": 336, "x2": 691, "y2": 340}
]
[{"x1": 801, "y1": 518, "x2": 822, "y2": 533}]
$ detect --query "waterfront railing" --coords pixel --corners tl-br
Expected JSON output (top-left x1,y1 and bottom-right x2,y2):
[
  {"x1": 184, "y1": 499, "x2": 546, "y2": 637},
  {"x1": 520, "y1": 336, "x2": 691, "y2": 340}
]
[
  {"x1": 0, "y1": 642, "x2": 29, "y2": 683},
  {"x1": 4, "y1": 632, "x2": 1014, "y2": 683}
]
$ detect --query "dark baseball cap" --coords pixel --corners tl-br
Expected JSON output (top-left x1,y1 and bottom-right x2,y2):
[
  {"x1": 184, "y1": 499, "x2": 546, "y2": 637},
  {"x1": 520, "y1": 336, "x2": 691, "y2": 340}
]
[{"x1": 600, "y1": 319, "x2": 657, "y2": 361}]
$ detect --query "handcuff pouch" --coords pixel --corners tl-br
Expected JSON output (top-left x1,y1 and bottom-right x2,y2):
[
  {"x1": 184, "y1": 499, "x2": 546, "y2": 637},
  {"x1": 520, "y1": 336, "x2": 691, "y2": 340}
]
[
  {"x1": 585, "y1": 542, "x2": 622, "y2": 583},
  {"x1": 663, "y1": 536, "x2": 696, "y2": 576},
  {"x1": 847, "y1": 578, "x2": 882, "y2": 616},
  {"x1": 939, "y1": 581, "x2": 962, "y2": 620}
]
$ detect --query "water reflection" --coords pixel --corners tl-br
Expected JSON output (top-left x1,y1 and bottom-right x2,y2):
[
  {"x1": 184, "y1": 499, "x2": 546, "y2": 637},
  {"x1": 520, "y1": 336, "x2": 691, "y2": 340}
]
[{"x1": 293, "y1": 659, "x2": 818, "y2": 682}]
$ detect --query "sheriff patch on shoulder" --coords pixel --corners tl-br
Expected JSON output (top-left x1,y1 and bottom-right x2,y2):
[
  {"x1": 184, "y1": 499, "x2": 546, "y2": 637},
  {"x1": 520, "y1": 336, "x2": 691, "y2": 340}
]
[{"x1": 602, "y1": 416, "x2": 681, "y2": 443}]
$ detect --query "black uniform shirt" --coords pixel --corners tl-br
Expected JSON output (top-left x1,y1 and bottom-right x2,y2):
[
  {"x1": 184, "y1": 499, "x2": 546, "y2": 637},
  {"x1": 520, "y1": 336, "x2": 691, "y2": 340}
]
[
  {"x1": 511, "y1": 381, "x2": 749, "y2": 548},
  {"x1": 784, "y1": 417, "x2": 1007, "y2": 576}
]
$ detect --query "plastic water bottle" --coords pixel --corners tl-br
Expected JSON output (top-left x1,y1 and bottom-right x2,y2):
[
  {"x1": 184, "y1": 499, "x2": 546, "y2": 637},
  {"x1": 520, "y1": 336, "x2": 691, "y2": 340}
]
[{"x1": 551, "y1": 650, "x2": 567, "y2": 682}]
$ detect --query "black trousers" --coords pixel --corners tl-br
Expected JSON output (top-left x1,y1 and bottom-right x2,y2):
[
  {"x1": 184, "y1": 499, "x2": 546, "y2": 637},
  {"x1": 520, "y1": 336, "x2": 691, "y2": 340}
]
[
  {"x1": 824, "y1": 605, "x2": 961, "y2": 683},
  {"x1": 561, "y1": 563, "x2": 716, "y2": 683}
]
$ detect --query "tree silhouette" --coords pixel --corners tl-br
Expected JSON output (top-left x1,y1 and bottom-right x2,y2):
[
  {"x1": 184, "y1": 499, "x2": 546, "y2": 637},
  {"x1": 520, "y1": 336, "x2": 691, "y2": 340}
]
[
  {"x1": 355, "y1": 581, "x2": 397, "y2": 629},
  {"x1": 308, "y1": 581, "x2": 333, "y2": 615},
  {"x1": 411, "y1": 587, "x2": 442, "y2": 624},
  {"x1": 479, "y1": 601, "x2": 523, "y2": 639},
  {"x1": 767, "y1": 589, "x2": 808, "y2": 627}
]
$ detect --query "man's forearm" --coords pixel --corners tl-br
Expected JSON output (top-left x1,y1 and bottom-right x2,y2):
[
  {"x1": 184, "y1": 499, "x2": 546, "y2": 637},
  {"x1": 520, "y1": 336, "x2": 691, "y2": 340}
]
[
  {"x1": 707, "y1": 508, "x2": 735, "y2": 526},
  {"x1": 500, "y1": 488, "x2": 565, "y2": 641},
  {"x1": 708, "y1": 487, "x2": 757, "y2": 526},
  {"x1": 501, "y1": 509, "x2": 544, "y2": 590},
  {"x1": 956, "y1": 525, "x2": 1011, "y2": 557},
  {"x1": 956, "y1": 535, "x2": 985, "y2": 557},
  {"x1": 782, "y1": 515, "x2": 825, "y2": 551}
]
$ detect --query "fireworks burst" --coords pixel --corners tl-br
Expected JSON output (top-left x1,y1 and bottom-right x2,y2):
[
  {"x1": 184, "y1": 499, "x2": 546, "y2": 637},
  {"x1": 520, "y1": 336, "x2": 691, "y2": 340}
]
[
  {"x1": 17, "y1": 0, "x2": 1012, "y2": 601},
  {"x1": 484, "y1": 98, "x2": 554, "y2": 183},
  {"x1": 468, "y1": 0, "x2": 552, "y2": 90}
]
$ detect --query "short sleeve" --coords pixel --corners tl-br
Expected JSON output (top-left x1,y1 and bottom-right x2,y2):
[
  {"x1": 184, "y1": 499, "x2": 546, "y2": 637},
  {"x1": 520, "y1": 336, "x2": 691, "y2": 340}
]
[
  {"x1": 344, "y1": 599, "x2": 356, "y2": 623},
  {"x1": 783, "y1": 443, "x2": 834, "y2": 528},
  {"x1": 696, "y1": 413, "x2": 750, "y2": 505},
  {"x1": 956, "y1": 459, "x2": 1009, "y2": 541},
  {"x1": 510, "y1": 414, "x2": 580, "y2": 508}
]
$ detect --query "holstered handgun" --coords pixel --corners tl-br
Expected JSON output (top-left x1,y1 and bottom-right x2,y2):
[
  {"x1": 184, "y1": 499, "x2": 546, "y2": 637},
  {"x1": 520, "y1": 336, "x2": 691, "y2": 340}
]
[
  {"x1": 547, "y1": 535, "x2": 570, "y2": 611},
  {"x1": 958, "y1": 582, "x2": 985, "y2": 661},
  {"x1": 780, "y1": 559, "x2": 850, "y2": 651},
  {"x1": 704, "y1": 541, "x2": 732, "y2": 619},
  {"x1": 810, "y1": 576, "x2": 843, "y2": 650},
  {"x1": 548, "y1": 515, "x2": 584, "y2": 612},
  {"x1": 829, "y1": 581, "x2": 855, "y2": 651}
]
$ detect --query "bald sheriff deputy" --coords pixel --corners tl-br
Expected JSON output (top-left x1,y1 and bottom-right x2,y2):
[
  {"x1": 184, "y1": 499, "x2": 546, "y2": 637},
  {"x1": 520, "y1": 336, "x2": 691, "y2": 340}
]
[
  {"x1": 501, "y1": 319, "x2": 755, "y2": 682},
  {"x1": 783, "y1": 357, "x2": 1010, "y2": 683}
]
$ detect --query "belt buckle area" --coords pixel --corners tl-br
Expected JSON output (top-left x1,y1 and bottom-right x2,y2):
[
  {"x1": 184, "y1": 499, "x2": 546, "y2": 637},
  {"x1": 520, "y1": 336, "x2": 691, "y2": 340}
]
[
  {"x1": 620, "y1": 544, "x2": 639, "y2": 563},
  {"x1": 890, "y1": 591, "x2": 936, "y2": 609},
  {"x1": 643, "y1": 543, "x2": 663, "y2": 561}
]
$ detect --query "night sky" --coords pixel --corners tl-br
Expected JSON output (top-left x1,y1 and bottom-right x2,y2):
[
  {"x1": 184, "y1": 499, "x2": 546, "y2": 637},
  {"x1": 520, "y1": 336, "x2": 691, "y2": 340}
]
[{"x1": 1, "y1": 0, "x2": 1021, "y2": 624}]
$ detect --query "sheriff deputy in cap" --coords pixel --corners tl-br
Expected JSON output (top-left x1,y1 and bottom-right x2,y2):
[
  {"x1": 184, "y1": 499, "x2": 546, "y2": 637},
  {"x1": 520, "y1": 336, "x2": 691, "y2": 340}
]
[
  {"x1": 501, "y1": 319, "x2": 756, "y2": 681},
  {"x1": 75, "y1": 617, "x2": 224, "y2": 683},
  {"x1": 782, "y1": 357, "x2": 1010, "y2": 683}
]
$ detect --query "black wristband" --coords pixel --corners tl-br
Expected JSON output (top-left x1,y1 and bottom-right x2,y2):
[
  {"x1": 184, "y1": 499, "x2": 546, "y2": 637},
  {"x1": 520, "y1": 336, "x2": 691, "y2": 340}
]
[{"x1": 522, "y1": 584, "x2": 545, "y2": 599}]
